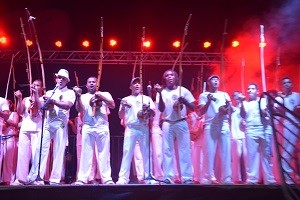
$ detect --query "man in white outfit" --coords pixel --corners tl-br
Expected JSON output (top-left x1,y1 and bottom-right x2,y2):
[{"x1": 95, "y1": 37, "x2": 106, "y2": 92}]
[
  {"x1": 240, "y1": 83, "x2": 276, "y2": 185},
  {"x1": 155, "y1": 69, "x2": 195, "y2": 184},
  {"x1": 28, "y1": 69, "x2": 76, "y2": 185},
  {"x1": 230, "y1": 91, "x2": 247, "y2": 184},
  {"x1": 199, "y1": 75, "x2": 232, "y2": 184},
  {"x1": 73, "y1": 76, "x2": 115, "y2": 185},
  {"x1": 12, "y1": 79, "x2": 44, "y2": 185},
  {"x1": 116, "y1": 77, "x2": 155, "y2": 184},
  {"x1": 275, "y1": 77, "x2": 300, "y2": 184}
]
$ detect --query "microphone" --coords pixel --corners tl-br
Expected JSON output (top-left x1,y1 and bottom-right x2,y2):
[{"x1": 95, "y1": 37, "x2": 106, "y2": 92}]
[
  {"x1": 53, "y1": 84, "x2": 59, "y2": 92},
  {"x1": 41, "y1": 84, "x2": 59, "y2": 110}
]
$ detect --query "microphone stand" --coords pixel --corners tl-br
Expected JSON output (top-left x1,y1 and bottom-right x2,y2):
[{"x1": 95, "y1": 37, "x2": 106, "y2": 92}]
[{"x1": 29, "y1": 85, "x2": 58, "y2": 184}]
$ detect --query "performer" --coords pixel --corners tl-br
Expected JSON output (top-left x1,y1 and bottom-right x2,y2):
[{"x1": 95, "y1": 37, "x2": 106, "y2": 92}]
[
  {"x1": 12, "y1": 79, "x2": 44, "y2": 185},
  {"x1": 240, "y1": 83, "x2": 276, "y2": 185},
  {"x1": 116, "y1": 77, "x2": 155, "y2": 184},
  {"x1": 155, "y1": 69, "x2": 194, "y2": 184},
  {"x1": 0, "y1": 97, "x2": 10, "y2": 179},
  {"x1": 73, "y1": 76, "x2": 115, "y2": 185},
  {"x1": 150, "y1": 102, "x2": 164, "y2": 181},
  {"x1": 0, "y1": 97, "x2": 10, "y2": 129},
  {"x1": 28, "y1": 69, "x2": 76, "y2": 185},
  {"x1": 198, "y1": 75, "x2": 232, "y2": 184},
  {"x1": 274, "y1": 77, "x2": 300, "y2": 184},
  {"x1": 0, "y1": 99, "x2": 19, "y2": 185},
  {"x1": 188, "y1": 110, "x2": 204, "y2": 184},
  {"x1": 230, "y1": 91, "x2": 247, "y2": 184},
  {"x1": 69, "y1": 114, "x2": 100, "y2": 184}
]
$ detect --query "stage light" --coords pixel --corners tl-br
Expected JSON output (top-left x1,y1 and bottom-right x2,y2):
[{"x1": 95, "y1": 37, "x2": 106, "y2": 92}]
[
  {"x1": 26, "y1": 39, "x2": 33, "y2": 47},
  {"x1": 173, "y1": 41, "x2": 180, "y2": 48},
  {"x1": 82, "y1": 40, "x2": 90, "y2": 48},
  {"x1": 143, "y1": 40, "x2": 151, "y2": 48},
  {"x1": 109, "y1": 39, "x2": 117, "y2": 47},
  {"x1": 203, "y1": 41, "x2": 211, "y2": 48},
  {"x1": 55, "y1": 41, "x2": 62, "y2": 48},
  {"x1": 232, "y1": 40, "x2": 239, "y2": 47},
  {"x1": 259, "y1": 42, "x2": 266, "y2": 47},
  {"x1": 0, "y1": 36, "x2": 7, "y2": 45}
]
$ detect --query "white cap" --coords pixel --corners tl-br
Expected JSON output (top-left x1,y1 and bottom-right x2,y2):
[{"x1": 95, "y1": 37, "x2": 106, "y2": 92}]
[
  {"x1": 207, "y1": 75, "x2": 220, "y2": 83},
  {"x1": 55, "y1": 69, "x2": 70, "y2": 82},
  {"x1": 130, "y1": 77, "x2": 141, "y2": 85}
]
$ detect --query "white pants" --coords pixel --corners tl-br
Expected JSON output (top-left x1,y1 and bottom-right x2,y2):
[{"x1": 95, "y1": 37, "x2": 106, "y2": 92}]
[
  {"x1": 202, "y1": 122, "x2": 231, "y2": 183},
  {"x1": 28, "y1": 121, "x2": 68, "y2": 183},
  {"x1": 246, "y1": 126, "x2": 275, "y2": 184},
  {"x1": 161, "y1": 120, "x2": 193, "y2": 182},
  {"x1": 231, "y1": 138, "x2": 247, "y2": 183},
  {"x1": 118, "y1": 125, "x2": 150, "y2": 184},
  {"x1": 77, "y1": 125, "x2": 112, "y2": 183},
  {"x1": 0, "y1": 136, "x2": 16, "y2": 182},
  {"x1": 15, "y1": 131, "x2": 39, "y2": 182}
]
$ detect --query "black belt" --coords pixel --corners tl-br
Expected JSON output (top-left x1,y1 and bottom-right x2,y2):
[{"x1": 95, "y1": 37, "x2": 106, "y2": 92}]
[
  {"x1": 163, "y1": 118, "x2": 186, "y2": 123},
  {"x1": 0, "y1": 135, "x2": 15, "y2": 140}
]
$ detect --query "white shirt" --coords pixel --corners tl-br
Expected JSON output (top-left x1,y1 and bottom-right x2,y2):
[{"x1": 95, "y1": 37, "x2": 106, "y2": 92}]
[
  {"x1": 120, "y1": 94, "x2": 155, "y2": 126},
  {"x1": 81, "y1": 92, "x2": 113, "y2": 127},
  {"x1": 156, "y1": 86, "x2": 195, "y2": 121},
  {"x1": 199, "y1": 91, "x2": 231, "y2": 125}
]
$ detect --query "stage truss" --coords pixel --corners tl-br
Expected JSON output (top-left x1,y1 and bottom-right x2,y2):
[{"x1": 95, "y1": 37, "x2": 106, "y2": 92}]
[{"x1": 0, "y1": 50, "x2": 226, "y2": 66}]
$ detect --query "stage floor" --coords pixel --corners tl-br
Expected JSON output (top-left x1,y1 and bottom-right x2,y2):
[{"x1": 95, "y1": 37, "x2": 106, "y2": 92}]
[{"x1": 0, "y1": 183, "x2": 299, "y2": 200}]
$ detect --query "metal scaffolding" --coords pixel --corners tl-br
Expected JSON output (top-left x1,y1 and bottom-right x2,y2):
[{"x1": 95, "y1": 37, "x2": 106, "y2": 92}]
[{"x1": 0, "y1": 50, "x2": 226, "y2": 65}]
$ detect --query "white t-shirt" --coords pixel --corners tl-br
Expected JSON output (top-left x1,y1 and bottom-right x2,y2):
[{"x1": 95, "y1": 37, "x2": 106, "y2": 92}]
[
  {"x1": 275, "y1": 92, "x2": 300, "y2": 124},
  {"x1": 242, "y1": 98, "x2": 269, "y2": 127},
  {"x1": 156, "y1": 86, "x2": 195, "y2": 121},
  {"x1": 199, "y1": 91, "x2": 231, "y2": 125},
  {"x1": 20, "y1": 96, "x2": 43, "y2": 132},
  {"x1": 45, "y1": 86, "x2": 76, "y2": 123},
  {"x1": 81, "y1": 92, "x2": 113, "y2": 127},
  {"x1": 0, "y1": 97, "x2": 9, "y2": 134},
  {"x1": 120, "y1": 94, "x2": 155, "y2": 126}
]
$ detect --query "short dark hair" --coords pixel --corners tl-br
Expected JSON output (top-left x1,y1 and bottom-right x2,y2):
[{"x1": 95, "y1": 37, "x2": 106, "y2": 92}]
[
  {"x1": 248, "y1": 83, "x2": 258, "y2": 90},
  {"x1": 162, "y1": 69, "x2": 179, "y2": 85}
]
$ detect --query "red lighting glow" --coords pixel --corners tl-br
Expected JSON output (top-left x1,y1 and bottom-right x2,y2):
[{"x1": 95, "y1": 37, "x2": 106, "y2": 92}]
[
  {"x1": 55, "y1": 41, "x2": 62, "y2": 48},
  {"x1": 173, "y1": 41, "x2": 180, "y2": 48},
  {"x1": 0, "y1": 36, "x2": 7, "y2": 45},
  {"x1": 143, "y1": 40, "x2": 151, "y2": 48},
  {"x1": 232, "y1": 40, "x2": 239, "y2": 47},
  {"x1": 109, "y1": 39, "x2": 117, "y2": 47},
  {"x1": 26, "y1": 40, "x2": 33, "y2": 46},
  {"x1": 203, "y1": 41, "x2": 211, "y2": 48},
  {"x1": 82, "y1": 40, "x2": 90, "y2": 48}
]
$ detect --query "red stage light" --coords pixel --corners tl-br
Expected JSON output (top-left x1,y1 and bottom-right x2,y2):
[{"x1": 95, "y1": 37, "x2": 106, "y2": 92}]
[
  {"x1": 203, "y1": 41, "x2": 211, "y2": 48},
  {"x1": 143, "y1": 40, "x2": 151, "y2": 48},
  {"x1": 109, "y1": 39, "x2": 117, "y2": 47},
  {"x1": 55, "y1": 41, "x2": 62, "y2": 48},
  {"x1": 173, "y1": 41, "x2": 180, "y2": 48},
  {"x1": 0, "y1": 36, "x2": 7, "y2": 45},
  {"x1": 232, "y1": 40, "x2": 239, "y2": 47},
  {"x1": 26, "y1": 40, "x2": 33, "y2": 47},
  {"x1": 82, "y1": 40, "x2": 90, "y2": 48}
]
